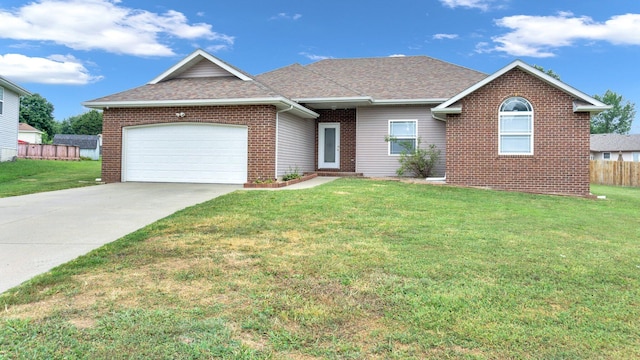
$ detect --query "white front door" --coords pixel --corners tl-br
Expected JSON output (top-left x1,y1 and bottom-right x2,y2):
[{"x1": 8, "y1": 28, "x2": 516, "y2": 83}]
[{"x1": 318, "y1": 123, "x2": 340, "y2": 169}]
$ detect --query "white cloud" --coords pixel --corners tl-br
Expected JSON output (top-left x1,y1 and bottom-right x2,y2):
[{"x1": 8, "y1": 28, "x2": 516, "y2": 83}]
[
  {"x1": 270, "y1": 13, "x2": 302, "y2": 21},
  {"x1": 439, "y1": 0, "x2": 492, "y2": 11},
  {"x1": 0, "y1": 0, "x2": 233, "y2": 56},
  {"x1": 433, "y1": 33, "x2": 459, "y2": 40},
  {"x1": 485, "y1": 12, "x2": 640, "y2": 57},
  {"x1": 389, "y1": 54, "x2": 406, "y2": 57},
  {"x1": 299, "y1": 52, "x2": 333, "y2": 61},
  {"x1": 0, "y1": 53, "x2": 102, "y2": 84}
]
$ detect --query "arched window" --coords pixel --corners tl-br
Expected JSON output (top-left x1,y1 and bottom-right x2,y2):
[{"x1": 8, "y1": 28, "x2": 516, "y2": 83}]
[{"x1": 499, "y1": 97, "x2": 533, "y2": 155}]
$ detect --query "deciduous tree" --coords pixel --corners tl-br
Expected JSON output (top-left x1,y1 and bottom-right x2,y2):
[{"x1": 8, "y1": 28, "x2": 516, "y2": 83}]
[
  {"x1": 19, "y1": 94, "x2": 55, "y2": 141},
  {"x1": 591, "y1": 90, "x2": 635, "y2": 134},
  {"x1": 60, "y1": 110, "x2": 103, "y2": 135}
]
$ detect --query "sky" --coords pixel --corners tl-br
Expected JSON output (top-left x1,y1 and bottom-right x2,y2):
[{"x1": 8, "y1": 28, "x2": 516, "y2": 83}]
[{"x1": 1, "y1": 0, "x2": 639, "y2": 132}]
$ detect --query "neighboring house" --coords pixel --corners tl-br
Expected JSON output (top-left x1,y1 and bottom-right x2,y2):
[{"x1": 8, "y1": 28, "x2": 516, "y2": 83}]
[
  {"x1": 52, "y1": 134, "x2": 101, "y2": 160},
  {"x1": 83, "y1": 49, "x2": 609, "y2": 196},
  {"x1": 18, "y1": 123, "x2": 44, "y2": 144},
  {"x1": 0, "y1": 76, "x2": 31, "y2": 162},
  {"x1": 590, "y1": 133, "x2": 640, "y2": 162}
]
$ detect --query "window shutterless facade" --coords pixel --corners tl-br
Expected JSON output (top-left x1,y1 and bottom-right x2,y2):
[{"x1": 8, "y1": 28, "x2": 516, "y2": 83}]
[
  {"x1": 0, "y1": 87, "x2": 4, "y2": 115},
  {"x1": 388, "y1": 120, "x2": 417, "y2": 155},
  {"x1": 499, "y1": 97, "x2": 533, "y2": 155}
]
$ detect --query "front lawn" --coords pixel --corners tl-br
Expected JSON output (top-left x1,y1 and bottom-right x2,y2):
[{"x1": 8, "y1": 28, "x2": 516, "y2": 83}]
[
  {"x1": 0, "y1": 159, "x2": 102, "y2": 197},
  {"x1": 1, "y1": 180, "x2": 639, "y2": 359}
]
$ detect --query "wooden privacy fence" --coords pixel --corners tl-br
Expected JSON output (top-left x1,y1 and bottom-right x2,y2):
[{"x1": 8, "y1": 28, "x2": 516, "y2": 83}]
[
  {"x1": 18, "y1": 144, "x2": 80, "y2": 160},
  {"x1": 590, "y1": 160, "x2": 640, "y2": 187}
]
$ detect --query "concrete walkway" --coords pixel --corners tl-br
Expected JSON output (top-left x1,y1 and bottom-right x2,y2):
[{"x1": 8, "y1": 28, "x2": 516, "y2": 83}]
[{"x1": 0, "y1": 177, "x2": 339, "y2": 294}]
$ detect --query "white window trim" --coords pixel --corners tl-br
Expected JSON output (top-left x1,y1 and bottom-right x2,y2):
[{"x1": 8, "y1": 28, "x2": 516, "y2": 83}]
[
  {"x1": 388, "y1": 119, "x2": 418, "y2": 156},
  {"x1": 603, "y1": 152, "x2": 611, "y2": 160},
  {"x1": 498, "y1": 97, "x2": 534, "y2": 155},
  {"x1": 0, "y1": 87, "x2": 4, "y2": 115}
]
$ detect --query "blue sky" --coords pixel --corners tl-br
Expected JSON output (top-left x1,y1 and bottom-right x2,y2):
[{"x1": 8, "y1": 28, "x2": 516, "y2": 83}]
[{"x1": 1, "y1": 0, "x2": 639, "y2": 132}]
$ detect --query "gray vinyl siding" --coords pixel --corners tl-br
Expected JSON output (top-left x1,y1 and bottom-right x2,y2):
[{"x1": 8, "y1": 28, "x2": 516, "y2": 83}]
[
  {"x1": 356, "y1": 105, "x2": 446, "y2": 177},
  {"x1": 0, "y1": 87, "x2": 20, "y2": 161},
  {"x1": 277, "y1": 112, "x2": 315, "y2": 177}
]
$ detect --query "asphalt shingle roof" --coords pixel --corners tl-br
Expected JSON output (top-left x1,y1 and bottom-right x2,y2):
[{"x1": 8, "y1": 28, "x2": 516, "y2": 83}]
[
  {"x1": 590, "y1": 134, "x2": 640, "y2": 152},
  {"x1": 87, "y1": 77, "x2": 282, "y2": 103},
  {"x1": 53, "y1": 134, "x2": 99, "y2": 149},
  {"x1": 257, "y1": 56, "x2": 488, "y2": 100},
  {"x1": 87, "y1": 53, "x2": 488, "y2": 106},
  {"x1": 18, "y1": 123, "x2": 43, "y2": 133}
]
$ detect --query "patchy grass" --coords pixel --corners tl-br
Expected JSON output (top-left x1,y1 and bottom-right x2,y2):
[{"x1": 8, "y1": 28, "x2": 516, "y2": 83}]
[
  {"x1": 0, "y1": 159, "x2": 101, "y2": 197},
  {"x1": 1, "y1": 179, "x2": 639, "y2": 359}
]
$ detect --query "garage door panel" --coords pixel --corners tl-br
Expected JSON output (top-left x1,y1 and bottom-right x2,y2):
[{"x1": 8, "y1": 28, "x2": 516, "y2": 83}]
[{"x1": 123, "y1": 124, "x2": 248, "y2": 184}]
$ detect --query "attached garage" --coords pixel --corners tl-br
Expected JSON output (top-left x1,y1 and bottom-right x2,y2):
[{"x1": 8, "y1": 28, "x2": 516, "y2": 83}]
[{"x1": 122, "y1": 123, "x2": 248, "y2": 184}]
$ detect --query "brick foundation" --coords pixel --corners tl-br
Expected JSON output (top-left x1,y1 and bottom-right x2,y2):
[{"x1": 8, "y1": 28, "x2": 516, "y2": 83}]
[
  {"x1": 445, "y1": 68, "x2": 591, "y2": 196},
  {"x1": 101, "y1": 105, "x2": 276, "y2": 183}
]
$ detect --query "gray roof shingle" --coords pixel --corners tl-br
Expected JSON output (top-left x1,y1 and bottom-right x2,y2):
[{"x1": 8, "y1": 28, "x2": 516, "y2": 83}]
[
  {"x1": 87, "y1": 76, "x2": 282, "y2": 103},
  {"x1": 53, "y1": 134, "x2": 99, "y2": 149},
  {"x1": 86, "y1": 52, "x2": 488, "y2": 107},
  {"x1": 590, "y1": 134, "x2": 640, "y2": 152},
  {"x1": 257, "y1": 56, "x2": 488, "y2": 100}
]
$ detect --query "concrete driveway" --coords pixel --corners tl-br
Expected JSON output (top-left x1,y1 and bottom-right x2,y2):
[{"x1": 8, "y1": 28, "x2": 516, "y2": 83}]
[{"x1": 0, "y1": 183, "x2": 241, "y2": 293}]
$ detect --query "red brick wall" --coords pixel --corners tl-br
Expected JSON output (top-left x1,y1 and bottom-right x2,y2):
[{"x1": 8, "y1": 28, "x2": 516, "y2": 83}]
[
  {"x1": 101, "y1": 105, "x2": 276, "y2": 183},
  {"x1": 445, "y1": 68, "x2": 591, "y2": 196},
  {"x1": 315, "y1": 109, "x2": 357, "y2": 172}
]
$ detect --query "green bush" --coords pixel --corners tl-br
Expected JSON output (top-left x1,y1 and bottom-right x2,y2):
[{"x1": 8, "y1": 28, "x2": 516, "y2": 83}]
[{"x1": 385, "y1": 137, "x2": 441, "y2": 178}]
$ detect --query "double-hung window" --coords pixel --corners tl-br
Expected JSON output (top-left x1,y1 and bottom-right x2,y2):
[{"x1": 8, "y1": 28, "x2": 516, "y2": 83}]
[
  {"x1": 0, "y1": 87, "x2": 4, "y2": 115},
  {"x1": 389, "y1": 120, "x2": 417, "y2": 155},
  {"x1": 499, "y1": 97, "x2": 533, "y2": 155}
]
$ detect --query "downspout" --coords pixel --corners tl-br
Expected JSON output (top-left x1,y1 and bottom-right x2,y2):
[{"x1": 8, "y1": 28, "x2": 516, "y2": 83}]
[{"x1": 275, "y1": 105, "x2": 295, "y2": 179}]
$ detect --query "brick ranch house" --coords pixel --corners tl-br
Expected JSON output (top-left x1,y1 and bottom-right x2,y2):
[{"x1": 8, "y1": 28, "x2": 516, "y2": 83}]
[{"x1": 83, "y1": 49, "x2": 609, "y2": 196}]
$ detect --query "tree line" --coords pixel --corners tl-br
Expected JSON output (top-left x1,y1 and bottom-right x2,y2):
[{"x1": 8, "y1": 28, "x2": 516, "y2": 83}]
[{"x1": 19, "y1": 94, "x2": 102, "y2": 143}]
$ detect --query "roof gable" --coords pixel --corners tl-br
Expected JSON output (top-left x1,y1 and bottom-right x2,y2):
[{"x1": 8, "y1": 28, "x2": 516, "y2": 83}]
[
  {"x1": 83, "y1": 49, "x2": 318, "y2": 119},
  {"x1": 19, "y1": 123, "x2": 43, "y2": 133},
  {"x1": 0, "y1": 75, "x2": 31, "y2": 96},
  {"x1": 149, "y1": 49, "x2": 252, "y2": 84},
  {"x1": 432, "y1": 60, "x2": 610, "y2": 120}
]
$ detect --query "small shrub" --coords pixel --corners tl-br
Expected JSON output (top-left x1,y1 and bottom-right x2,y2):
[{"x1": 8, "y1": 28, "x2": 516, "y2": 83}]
[
  {"x1": 385, "y1": 136, "x2": 441, "y2": 178},
  {"x1": 253, "y1": 177, "x2": 275, "y2": 184},
  {"x1": 282, "y1": 166, "x2": 301, "y2": 182}
]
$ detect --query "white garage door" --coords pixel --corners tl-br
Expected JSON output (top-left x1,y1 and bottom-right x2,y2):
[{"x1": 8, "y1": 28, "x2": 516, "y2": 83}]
[{"x1": 123, "y1": 123, "x2": 248, "y2": 184}]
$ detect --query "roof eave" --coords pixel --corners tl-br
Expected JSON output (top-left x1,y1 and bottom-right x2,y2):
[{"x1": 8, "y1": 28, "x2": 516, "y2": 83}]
[
  {"x1": 0, "y1": 77, "x2": 31, "y2": 96},
  {"x1": 431, "y1": 107, "x2": 462, "y2": 121},
  {"x1": 574, "y1": 102, "x2": 612, "y2": 114},
  {"x1": 82, "y1": 97, "x2": 319, "y2": 119},
  {"x1": 372, "y1": 98, "x2": 448, "y2": 106},
  {"x1": 293, "y1": 96, "x2": 373, "y2": 104}
]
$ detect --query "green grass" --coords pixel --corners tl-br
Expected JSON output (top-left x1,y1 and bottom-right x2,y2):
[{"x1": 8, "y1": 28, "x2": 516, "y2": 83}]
[
  {"x1": 0, "y1": 159, "x2": 102, "y2": 197},
  {"x1": 1, "y1": 179, "x2": 639, "y2": 359}
]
